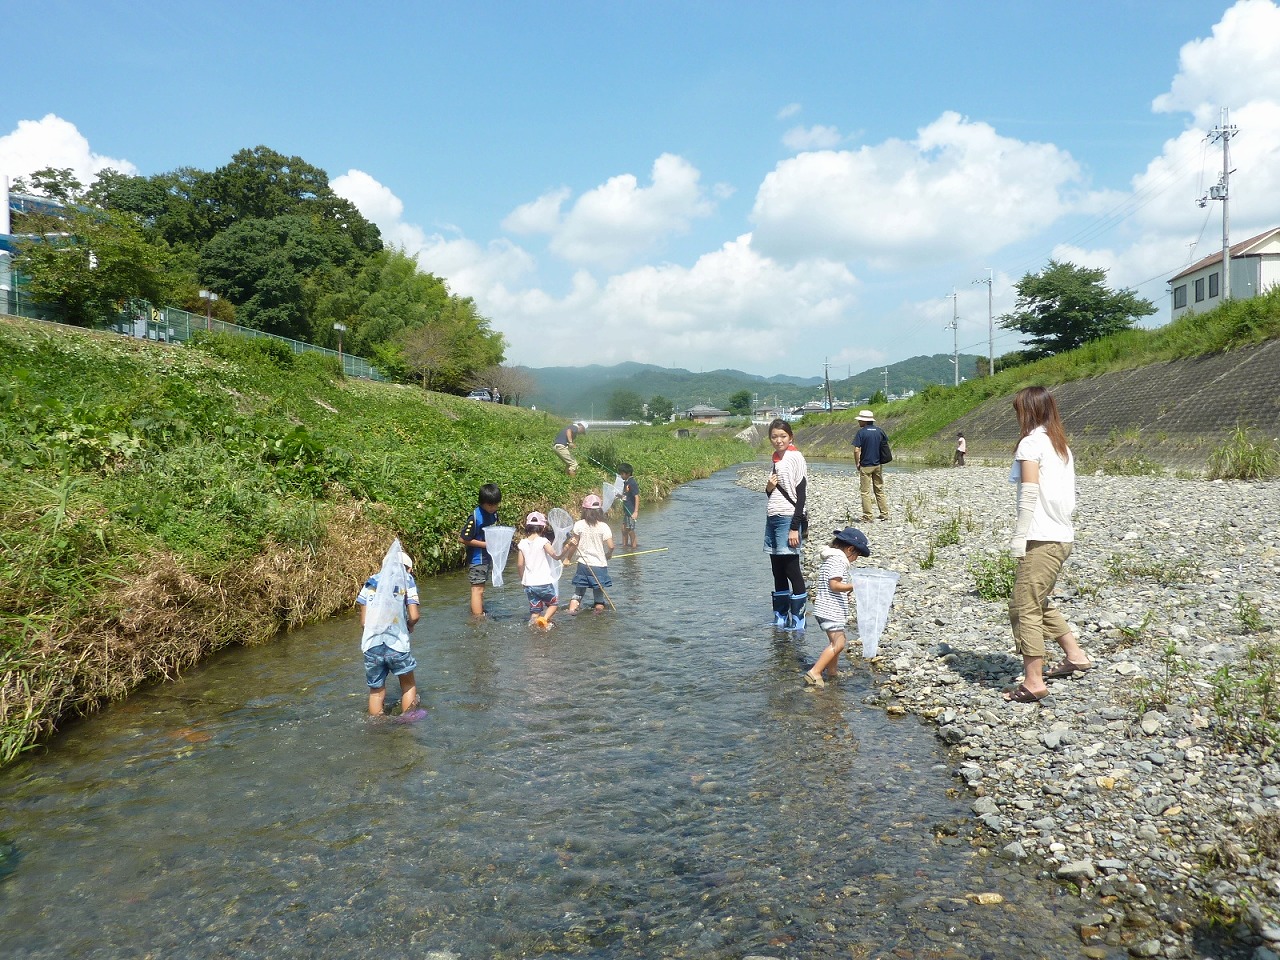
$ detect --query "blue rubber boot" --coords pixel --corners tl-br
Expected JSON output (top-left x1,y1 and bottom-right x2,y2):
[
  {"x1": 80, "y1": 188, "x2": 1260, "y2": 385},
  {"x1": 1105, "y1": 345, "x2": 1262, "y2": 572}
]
[
  {"x1": 787, "y1": 592, "x2": 808, "y2": 632},
  {"x1": 772, "y1": 591, "x2": 790, "y2": 629}
]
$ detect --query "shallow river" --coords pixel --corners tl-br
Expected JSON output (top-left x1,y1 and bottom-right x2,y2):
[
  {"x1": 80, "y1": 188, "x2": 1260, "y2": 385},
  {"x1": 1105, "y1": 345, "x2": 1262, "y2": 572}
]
[{"x1": 0, "y1": 465, "x2": 1124, "y2": 959}]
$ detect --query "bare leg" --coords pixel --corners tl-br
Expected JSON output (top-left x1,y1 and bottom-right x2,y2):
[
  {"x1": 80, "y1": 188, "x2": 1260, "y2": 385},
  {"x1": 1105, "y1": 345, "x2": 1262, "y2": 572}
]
[
  {"x1": 398, "y1": 671, "x2": 419, "y2": 712},
  {"x1": 1054, "y1": 631, "x2": 1090, "y2": 667},
  {"x1": 1006, "y1": 655, "x2": 1047, "y2": 699},
  {"x1": 810, "y1": 633, "x2": 846, "y2": 680},
  {"x1": 470, "y1": 585, "x2": 486, "y2": 617},
  {"x1": 368, "y1": 686, "x2": 387, "y2": 716}
]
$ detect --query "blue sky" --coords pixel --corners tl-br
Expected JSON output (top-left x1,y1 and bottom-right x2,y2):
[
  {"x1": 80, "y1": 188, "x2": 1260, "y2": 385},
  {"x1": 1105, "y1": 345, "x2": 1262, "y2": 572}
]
[{"x1": 5, "y1": 0, "x2": 1280, "y2": 379}]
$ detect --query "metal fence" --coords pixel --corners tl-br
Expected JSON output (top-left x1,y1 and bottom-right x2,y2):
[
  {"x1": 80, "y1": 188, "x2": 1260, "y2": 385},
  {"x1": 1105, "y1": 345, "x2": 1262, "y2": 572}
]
[{"x1": 0, "y1": 281, "x2": 383, "y2": 382}]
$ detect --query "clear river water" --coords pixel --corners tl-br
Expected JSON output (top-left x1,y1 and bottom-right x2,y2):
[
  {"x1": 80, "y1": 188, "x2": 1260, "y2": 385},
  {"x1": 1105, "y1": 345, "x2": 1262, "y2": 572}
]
[{"x1": 0, "y1": 464, "x2": 1127, "y2": 959}]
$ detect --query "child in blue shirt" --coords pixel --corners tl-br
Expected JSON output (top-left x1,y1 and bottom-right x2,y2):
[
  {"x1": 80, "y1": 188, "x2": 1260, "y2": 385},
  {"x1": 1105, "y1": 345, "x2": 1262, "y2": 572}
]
[{"x1": 458, "y1": 483, "x2": 502, "y2": 616}]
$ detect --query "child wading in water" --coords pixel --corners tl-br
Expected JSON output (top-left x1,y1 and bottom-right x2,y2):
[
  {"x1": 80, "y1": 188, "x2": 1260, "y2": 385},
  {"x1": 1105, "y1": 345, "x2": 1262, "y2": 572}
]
[
  {"x1": 516, "y1": 512, "x2": 561, "y2": 630},
  {"x1": 804, "y1": 527, "x2": 871, "y2": 688},
  {"x1": 356, "y1": 545, "x2": 422, "y2": 715},
  {"x1": 563, "y1": 494, "x2": 614, "y2": 613}
]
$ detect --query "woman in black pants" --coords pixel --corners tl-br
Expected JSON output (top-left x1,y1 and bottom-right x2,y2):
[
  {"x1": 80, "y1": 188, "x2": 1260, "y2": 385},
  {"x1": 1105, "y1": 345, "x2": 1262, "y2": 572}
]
[{"x1": 764, "y1": 419, "x2": 808, "y2": 631}]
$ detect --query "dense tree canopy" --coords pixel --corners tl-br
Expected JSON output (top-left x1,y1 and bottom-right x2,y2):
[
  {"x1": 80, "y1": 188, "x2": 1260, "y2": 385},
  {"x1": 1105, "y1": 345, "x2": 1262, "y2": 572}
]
[
  {"x1": 11, "y1": 147, "x2": 506, "y2": 390},
  {"x1": 999, "y1": 260, "x2": 1156, "y2": 359},
  {"x1": 13, "y1": 208, "x2": 175, "y2": 327}
]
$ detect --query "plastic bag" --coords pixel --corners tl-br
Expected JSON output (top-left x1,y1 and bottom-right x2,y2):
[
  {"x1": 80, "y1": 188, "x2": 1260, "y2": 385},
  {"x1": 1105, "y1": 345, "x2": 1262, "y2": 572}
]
[{"x1": 361, "y1": 538, "x2": 412, "y2": 652}]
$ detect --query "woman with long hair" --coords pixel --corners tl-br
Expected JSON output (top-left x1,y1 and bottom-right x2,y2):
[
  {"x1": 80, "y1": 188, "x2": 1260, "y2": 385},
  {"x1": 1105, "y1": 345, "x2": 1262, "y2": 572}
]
[
  {"x1": 1003, "y1": 387, "x2": 1092, "y2": 702},
  {"x1": 764, "y1": 418, "x2": 808, "y2": 631}
]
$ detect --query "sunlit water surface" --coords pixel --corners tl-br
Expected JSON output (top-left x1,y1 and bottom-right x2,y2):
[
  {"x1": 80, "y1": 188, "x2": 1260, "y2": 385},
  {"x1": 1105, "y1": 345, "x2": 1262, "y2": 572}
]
[{"x1": 0, "y1": 465, "x2": 1123, "y2": 958}]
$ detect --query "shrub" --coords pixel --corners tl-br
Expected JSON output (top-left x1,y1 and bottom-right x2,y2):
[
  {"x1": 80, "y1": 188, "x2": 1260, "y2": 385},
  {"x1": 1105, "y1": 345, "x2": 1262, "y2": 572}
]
[
  {"x1": 1208, "y1": 424, "x2": 1280, "y2": 481},
  {"x1": 971, "y1": 552, "x2": 1017, "y2": 601}
]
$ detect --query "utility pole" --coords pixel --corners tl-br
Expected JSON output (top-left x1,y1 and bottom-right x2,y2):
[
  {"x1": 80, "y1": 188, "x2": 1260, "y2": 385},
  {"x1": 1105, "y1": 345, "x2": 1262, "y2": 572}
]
[
  {"x1": 882, "y1": 367, "x2": 889, "y2": 399},
  {"x1": 972, "y1": 269, "x2": 993, "y2": 375},
  {"x1": 823, "y1": 360, "x2": 833, "y2": 410},
  {"x1": 946, "y1": 289, "x2": 959, "y2": 386},
  {"x1": 1199, "y1": 107, "x2": 1238, "y2": 302}
]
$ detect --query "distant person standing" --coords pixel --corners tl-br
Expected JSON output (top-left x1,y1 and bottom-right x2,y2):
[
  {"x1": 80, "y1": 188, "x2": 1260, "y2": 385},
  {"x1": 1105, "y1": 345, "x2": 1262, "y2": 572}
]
[
  {"x1": 852, "y1": 410, "x2": 889, "y2": 522},
  {"x1": 553, "y1": 421, "x2": 587, "y2": 476},
  {"x1": 619, "y1": 462, "x2": 640, "y2": 550},
  {"x1": 954, "y1": 432, "x2": 967, "y2": 467}
]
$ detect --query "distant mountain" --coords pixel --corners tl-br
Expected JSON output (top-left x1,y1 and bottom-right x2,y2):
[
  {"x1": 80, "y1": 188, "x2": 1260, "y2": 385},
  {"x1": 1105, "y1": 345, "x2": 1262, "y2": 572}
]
[{"x1": 521, "y1": 355, "x2": 983, "y2": 417}]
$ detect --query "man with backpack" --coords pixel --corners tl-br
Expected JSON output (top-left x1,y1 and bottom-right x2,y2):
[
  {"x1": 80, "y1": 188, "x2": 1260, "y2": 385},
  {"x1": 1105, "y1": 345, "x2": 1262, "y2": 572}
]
[{"x1": 852, "y1": 409, "x2": 891, "y2": 522}]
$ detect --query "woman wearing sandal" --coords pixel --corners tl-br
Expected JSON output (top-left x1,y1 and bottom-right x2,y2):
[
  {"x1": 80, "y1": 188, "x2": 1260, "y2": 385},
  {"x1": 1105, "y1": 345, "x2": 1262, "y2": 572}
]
[{"x1": 1003, "y1": 386, "x2": 1091, "y2": 703}]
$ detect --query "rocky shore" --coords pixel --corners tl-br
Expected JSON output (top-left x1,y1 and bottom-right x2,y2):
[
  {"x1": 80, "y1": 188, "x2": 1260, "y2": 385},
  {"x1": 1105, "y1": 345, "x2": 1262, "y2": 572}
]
[{"x1": 741, "y1": 463, "x2": 1280, "y2": 959}]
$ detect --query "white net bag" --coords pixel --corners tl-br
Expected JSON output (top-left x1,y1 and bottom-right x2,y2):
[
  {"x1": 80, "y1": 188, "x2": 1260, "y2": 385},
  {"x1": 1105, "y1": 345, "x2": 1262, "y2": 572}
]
[
  {"x1": 849, "y1": 568, "x2": 900, "y2": 658},
  {"x1": 485, "y1": 525, "x2": 515, "y2": 587},
  {"x1": 548, "y1": 508, "x2": 574, "y2": 583}
]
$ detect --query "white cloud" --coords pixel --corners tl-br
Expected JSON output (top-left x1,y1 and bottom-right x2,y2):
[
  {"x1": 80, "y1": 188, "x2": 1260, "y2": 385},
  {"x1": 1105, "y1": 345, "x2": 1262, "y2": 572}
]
[
  {"x1": 1153, "y1": 0, "x2": 1280, "y2": 123},
  {"x1": 0, "y1": 114, "x2": 137, "y2": 187},
  {"x1": 777, "y1": 103, "x2": 802, "y2": 120},
  {"x1": 782, "y1": 124, "x2": 843, "y2": 151},
  {"x1": 750, "y1": 111, "x2": 1084, "y2": 267},
  {"x1": 501, "y1": 187, "x2": 570, "y2": 235},
  {"x1": 546, "y1": 152, "x2": 715, "y2": 268}
]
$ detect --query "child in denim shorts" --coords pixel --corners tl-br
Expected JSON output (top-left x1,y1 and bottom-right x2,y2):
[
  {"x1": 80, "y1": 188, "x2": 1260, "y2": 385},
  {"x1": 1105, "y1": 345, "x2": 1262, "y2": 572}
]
[
  {"x1": 356, "y1": 552, "x2": 421, "y2": 715},
  {"x1": 516, "y1": 511, "x2": 561, "y2": 629}
]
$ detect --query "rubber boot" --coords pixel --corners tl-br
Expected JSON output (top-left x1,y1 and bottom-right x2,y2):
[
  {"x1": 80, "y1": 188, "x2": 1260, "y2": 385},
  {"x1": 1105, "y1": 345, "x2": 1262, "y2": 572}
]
[
  {"x1": 787, "y1": 592, "x2": 808, "y2": 632},
  {"x1": 772, "y1": 591, "x2": 790, "y2": 629}
]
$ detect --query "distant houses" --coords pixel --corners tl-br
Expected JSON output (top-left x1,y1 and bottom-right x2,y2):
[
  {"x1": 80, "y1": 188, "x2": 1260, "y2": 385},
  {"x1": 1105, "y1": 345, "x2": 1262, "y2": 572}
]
[{"x1": 684, "y1": 403, "x2": 732, "y2": 424}]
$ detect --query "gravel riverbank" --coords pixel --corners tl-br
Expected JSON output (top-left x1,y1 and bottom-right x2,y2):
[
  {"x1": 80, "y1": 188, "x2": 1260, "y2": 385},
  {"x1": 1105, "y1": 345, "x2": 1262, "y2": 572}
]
[{"x1": 740, "y1": 463, "x2": 1280, "y2": 959}]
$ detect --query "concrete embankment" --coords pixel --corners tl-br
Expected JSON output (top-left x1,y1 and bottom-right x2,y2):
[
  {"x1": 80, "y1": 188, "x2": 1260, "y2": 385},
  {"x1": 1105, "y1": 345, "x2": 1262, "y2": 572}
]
[{"x1": 798, "y1": 337, "x2": 1280, "y2": 471}]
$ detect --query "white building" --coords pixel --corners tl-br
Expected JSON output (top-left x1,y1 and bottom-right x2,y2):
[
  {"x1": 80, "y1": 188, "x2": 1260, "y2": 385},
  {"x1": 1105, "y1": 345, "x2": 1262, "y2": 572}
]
[{"x1": 1169, "y1": 227, "x2": 1280, "y2": 320}]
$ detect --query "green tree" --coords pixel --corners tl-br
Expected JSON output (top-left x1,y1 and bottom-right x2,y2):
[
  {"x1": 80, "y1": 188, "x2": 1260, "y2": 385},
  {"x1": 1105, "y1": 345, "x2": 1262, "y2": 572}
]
[
  {"x1": 999, "y1": 260, "x2": 1156, "y2": 359},
  {"x1": 727, "y1": 389, "x2": 753, "y2": 415},
  {"x1": 868, "y1": 389, "x2": 887, "y2": 406},
  {"x1": 13, "y1": 208, "x2": 174, "y2": 326},
  {"x1": 607, "y1": 388, "x2": 645, "y2": 421},
  {"x1": 647, "y1": 395, "x2": 674, "y2": 423},
  {"x1": 12, "y1": 167, "x2": 86, "y2": 203},
  {"x1": 198, "y1": 214, "x2": 363, "y2": 339}
]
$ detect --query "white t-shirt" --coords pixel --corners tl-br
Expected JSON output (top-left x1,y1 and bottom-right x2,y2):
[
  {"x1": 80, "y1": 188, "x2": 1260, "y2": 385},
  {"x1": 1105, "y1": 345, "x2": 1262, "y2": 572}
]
[
  {"x1": 571, "y1": 519, "x2": 612, "y2": 566},
  {"x1": 812, "y1": 547, "x2": 852, "y2": 623},
  {"x1": 1010, "y1": 426, "x2": 1075, "y2": 543},
  {"x1": 518, "y1": 534, "x2": 556, "y2": 587}
]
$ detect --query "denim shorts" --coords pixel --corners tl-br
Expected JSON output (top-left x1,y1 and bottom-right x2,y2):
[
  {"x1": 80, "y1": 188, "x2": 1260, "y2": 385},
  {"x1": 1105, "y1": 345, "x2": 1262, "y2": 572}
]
[
  {"x1": 571, "y1": 564, "x2": 612, "y2": 590},
  {"x1": 364, "y1": 643, "x2": 417, "y2": 689},
  {"x1": 764, "y1": 514, "x2": 802, "y2": 555},
  {"x1": 468, "y1": 561, "x2": 491, "y2": 586},
  {"x1": 525, "y1": 583, "x2": 558, "y2": 612}
]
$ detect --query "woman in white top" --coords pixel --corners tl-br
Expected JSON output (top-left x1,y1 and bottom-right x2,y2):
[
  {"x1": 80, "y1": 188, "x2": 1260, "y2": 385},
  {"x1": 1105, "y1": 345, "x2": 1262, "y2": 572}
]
[
  {"x1": 1004, "y1": 386, "x2": 1092, "y2": 703},
  {"x1": 764, "y1": 418, "x2": 809, "y2": 631}
]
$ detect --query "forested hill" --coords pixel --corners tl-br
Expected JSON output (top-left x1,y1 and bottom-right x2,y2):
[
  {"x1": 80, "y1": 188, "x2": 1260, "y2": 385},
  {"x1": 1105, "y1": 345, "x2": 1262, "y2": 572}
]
[{"x1": 522, "y1": 353, "x2": 984, "y2": 417}]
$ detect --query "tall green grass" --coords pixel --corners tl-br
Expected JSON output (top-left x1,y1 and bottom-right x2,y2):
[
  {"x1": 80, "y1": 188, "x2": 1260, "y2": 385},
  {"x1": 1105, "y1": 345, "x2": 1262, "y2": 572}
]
[{"x1": 0, "y1": 319, "x2": 754, "y2": 763}]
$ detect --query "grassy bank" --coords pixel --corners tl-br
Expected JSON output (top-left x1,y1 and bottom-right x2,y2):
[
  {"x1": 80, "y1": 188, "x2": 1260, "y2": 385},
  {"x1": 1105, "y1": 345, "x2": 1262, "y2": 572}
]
[
  {"x1": 0, "y1": 317, "x2": 753, "y2": 763},
  {"x1": 803, "y1": 287, "x2": 1280, "y2": 450}
]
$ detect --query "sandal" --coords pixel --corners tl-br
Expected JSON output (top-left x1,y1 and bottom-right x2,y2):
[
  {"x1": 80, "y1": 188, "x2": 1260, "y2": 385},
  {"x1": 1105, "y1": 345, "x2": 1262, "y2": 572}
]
[
  {"x1": 1044, "y1": 659, "x2": 1092, "y2": 680},
  {"x1": 1003, "y1": 683, "x2": 1048, "y2": 703}
]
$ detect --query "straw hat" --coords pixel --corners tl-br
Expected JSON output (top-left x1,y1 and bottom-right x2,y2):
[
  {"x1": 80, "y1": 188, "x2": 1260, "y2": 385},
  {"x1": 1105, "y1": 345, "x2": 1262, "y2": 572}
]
[{"x1": 857, "y1": 409, "x2": 875, "y2": 421}]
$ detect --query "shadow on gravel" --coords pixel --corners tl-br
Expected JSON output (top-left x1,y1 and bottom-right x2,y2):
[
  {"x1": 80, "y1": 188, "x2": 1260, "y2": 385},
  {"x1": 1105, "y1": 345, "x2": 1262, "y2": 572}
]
[{"x1": 935, "y1": 646, "x2": 1024, "y2": 689}]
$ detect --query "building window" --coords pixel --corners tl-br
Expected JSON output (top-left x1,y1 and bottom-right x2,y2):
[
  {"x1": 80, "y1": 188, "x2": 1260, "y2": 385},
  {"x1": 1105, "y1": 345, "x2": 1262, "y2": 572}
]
[
  {"x1": 1195, "y1": 278, "x2": 1205, "y2": 302},
  {"x1": 1173, "y1": 285, "x2": 1187, "y2": 308},
  {"x1": 1208, "y1": 272, "x2": 1219, "y2": 298}
]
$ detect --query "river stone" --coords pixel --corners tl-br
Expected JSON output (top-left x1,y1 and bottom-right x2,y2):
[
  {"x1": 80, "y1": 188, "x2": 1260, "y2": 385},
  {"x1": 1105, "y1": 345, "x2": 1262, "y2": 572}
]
[{"x1": 1058, "y1": 861, "x2": 1098, "y2": 881}]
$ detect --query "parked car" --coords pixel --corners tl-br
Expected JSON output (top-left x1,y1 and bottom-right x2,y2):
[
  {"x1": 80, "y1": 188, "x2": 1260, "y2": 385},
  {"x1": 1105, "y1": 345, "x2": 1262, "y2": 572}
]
[{"x1": 466, "y1": 388, "x2": 493, "y2": 401}]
